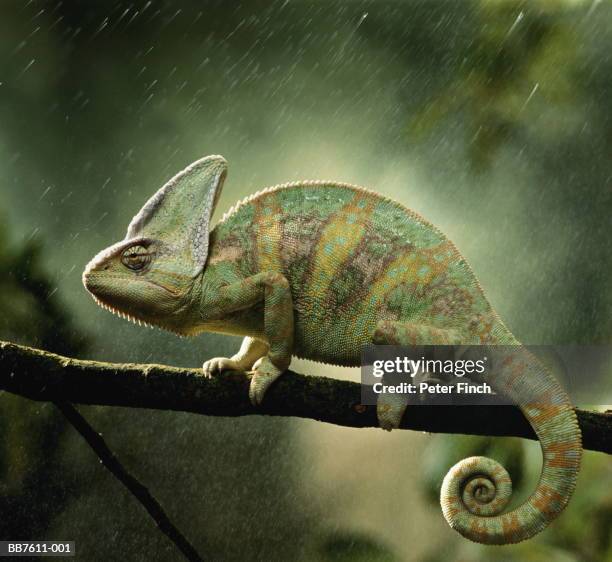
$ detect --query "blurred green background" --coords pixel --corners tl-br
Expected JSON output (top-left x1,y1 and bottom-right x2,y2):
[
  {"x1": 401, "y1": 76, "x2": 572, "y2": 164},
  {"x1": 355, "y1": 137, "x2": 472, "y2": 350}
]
[{"x1": 0, "y1": 0, "x2": 611, "y2": 560}]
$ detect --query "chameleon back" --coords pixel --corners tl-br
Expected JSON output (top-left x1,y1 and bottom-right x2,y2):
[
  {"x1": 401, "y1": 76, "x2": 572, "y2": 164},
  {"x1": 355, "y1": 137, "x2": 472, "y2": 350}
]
[{"x1": 209, "y1": 181, "x2": 510, "y2": 364}]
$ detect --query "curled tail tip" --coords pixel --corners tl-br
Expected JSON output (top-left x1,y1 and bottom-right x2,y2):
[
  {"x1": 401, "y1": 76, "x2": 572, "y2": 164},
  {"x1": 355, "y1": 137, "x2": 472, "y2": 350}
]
[
  {"x1": 440, "y1": 456, "x2": 514, "y2": 544},
  {"x1": 440, "y1": 443, "x2": 581, "y2": 544}
]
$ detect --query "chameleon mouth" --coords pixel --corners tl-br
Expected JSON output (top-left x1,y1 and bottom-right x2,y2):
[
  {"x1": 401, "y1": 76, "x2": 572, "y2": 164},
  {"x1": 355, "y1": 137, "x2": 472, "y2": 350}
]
[
  {"x1": 82, "y1": 269, "x2": 189, "y2": 337},
  {"x1": 90, "y1": 294, "x2": 154, "y2": 328}
]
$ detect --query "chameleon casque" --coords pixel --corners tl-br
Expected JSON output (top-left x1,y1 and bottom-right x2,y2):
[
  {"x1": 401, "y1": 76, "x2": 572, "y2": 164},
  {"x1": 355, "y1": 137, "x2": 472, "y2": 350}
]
[{"x1": 83, "y1": 155, "x2": 581, "y2": 545}]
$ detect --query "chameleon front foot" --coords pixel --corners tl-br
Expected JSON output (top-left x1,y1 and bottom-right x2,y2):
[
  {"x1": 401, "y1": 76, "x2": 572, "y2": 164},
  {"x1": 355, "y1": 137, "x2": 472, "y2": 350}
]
[
  {"x1": 248, "y1": 356, "x2": 285, "y2": 406},
  {"x1": 202, "y1": 357, "x2": 243, "y2": 378}
]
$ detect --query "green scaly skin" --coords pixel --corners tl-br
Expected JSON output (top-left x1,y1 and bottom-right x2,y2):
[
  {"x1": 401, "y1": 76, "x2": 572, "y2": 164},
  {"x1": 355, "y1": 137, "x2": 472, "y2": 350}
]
[{"x1": 83, "y1": 155, "x2": 581, "y2": 545}]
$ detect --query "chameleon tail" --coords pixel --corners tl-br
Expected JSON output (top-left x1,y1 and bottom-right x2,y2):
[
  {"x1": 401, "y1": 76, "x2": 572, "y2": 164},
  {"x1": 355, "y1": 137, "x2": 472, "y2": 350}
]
[{"x1": 440, "y1": 348, "x2": 582, "y2": 544}]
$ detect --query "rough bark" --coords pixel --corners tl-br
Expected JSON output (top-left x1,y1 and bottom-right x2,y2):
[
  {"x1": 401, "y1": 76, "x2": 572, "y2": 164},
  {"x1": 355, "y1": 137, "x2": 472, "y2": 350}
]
[{"x1": 1, "y1": 340, "x2": 610, "y2": 454}]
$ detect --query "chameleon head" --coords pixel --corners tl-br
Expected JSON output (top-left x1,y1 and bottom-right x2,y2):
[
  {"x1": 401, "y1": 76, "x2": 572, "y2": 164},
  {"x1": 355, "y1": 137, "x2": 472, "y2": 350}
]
[
  {"x1": 82, "y1": 154, "x2": 227, "y2": 334},
  {"x1": 82, "y1": 236, "x2": 192, "y2": 331}
]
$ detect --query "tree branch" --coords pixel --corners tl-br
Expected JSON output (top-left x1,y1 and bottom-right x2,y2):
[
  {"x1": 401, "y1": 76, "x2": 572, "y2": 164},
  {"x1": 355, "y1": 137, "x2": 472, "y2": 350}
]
[
  {"x1": 54, "y1": 401, "x2": 204, "y2": 562},
  {"x1": 1, "y1": 340, "x2": 611, "y2": 455}
]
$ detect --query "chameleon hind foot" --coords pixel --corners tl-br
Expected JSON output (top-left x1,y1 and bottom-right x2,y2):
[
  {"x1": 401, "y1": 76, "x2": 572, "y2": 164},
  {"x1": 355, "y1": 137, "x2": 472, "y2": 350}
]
[
  {"x1": 372, "y1": 320, "x2": 464, "y2": 430},
  {"x1": 376, "y1": 393, "x2": 409, "y2": 431},
  {"x1": 248, "y1": 356, "x2": 285, "y2": 406}
]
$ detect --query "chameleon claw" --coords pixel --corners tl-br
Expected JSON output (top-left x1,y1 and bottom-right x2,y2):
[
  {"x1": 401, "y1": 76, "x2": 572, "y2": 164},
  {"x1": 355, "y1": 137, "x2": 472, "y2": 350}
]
[
  {"x1": 202, "y1": 357, "x2": 241, "y2": 378},
  {"x1": 248, "y1": 357, "x2": 285, "y2": 406}
]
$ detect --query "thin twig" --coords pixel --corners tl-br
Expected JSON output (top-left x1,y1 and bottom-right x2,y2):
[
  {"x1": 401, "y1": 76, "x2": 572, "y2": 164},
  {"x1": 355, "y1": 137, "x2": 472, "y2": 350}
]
[{"x1": 53, "y1": 401, "x2": 204, "y2": 562}]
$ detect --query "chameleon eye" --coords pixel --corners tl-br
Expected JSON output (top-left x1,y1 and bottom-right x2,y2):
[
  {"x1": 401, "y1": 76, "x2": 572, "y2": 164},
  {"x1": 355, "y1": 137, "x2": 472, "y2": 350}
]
[{"x1": 121, "y1": 244, "x2": 151, "y2": 271}]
